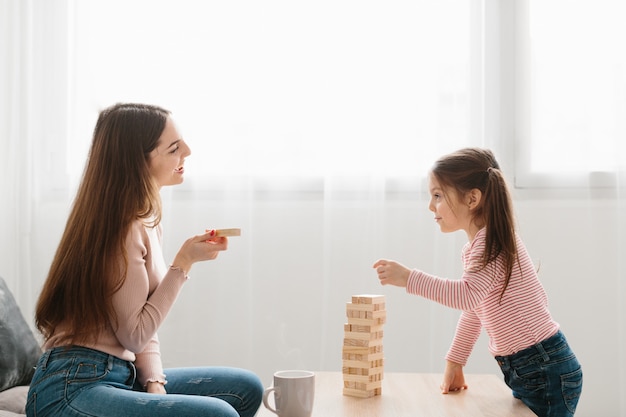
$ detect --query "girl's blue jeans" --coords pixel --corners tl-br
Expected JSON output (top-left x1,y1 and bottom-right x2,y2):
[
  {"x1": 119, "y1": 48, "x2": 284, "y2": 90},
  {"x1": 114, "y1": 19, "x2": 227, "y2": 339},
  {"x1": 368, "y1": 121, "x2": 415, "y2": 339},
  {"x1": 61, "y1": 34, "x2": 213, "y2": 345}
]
[
  {"x1": 26, "y1": 346, "x2": 263, "y2": 417},
  {"x1": 495, "y1": 330, "x2": 583, "y2": 417}
]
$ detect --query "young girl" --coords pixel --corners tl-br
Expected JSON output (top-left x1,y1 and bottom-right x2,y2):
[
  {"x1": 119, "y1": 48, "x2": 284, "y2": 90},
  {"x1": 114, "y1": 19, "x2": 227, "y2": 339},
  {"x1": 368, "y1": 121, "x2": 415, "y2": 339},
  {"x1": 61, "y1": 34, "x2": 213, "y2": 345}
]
[
  {"x1": 373, "y1": 148, "x2": 582, "y2": 417},
  {"x1": 27, "y1": 103, "x2": 263, "y2": 417}
]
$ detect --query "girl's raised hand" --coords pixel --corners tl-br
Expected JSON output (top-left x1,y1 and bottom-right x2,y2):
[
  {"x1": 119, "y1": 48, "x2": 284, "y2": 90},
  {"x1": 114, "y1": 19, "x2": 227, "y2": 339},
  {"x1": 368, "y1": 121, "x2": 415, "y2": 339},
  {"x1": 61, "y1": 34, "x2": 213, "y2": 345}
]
[{"x1": 372, "y1": 259, "x2": 410, "y2": 288}]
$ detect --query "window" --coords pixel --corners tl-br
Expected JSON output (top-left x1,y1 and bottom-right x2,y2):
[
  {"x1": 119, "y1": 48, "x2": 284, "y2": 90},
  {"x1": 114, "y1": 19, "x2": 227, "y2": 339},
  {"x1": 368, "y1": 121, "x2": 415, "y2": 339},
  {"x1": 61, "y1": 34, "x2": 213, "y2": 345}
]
[
  {"x1": 36, "y1": 1, "x2": 623, "y2": 194},
  {"x1": 514, "y1": 0, "x2": 626, "y2": 188},
  {"x1": 68, "y1": 0, "x2": 473, "y2": 183}
]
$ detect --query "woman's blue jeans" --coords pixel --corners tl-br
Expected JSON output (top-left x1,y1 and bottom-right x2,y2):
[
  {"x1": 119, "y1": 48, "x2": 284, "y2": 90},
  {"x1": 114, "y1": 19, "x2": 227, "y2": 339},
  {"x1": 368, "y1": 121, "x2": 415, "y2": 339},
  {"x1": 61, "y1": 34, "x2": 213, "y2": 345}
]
[
  {"x1": 495, "y1": 330, "x2": 583, "y2": 417},
  {"x1": 26, "y1": 346, "x2": 263, "y2": 417}
]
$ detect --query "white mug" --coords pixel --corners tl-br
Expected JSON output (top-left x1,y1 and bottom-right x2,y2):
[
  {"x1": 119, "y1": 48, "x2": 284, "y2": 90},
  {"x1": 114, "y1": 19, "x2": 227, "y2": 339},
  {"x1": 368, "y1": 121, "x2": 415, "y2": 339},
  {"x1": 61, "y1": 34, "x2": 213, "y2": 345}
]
[{"x1": 262, "y1": 370, "x2": 315, "y2": 417}]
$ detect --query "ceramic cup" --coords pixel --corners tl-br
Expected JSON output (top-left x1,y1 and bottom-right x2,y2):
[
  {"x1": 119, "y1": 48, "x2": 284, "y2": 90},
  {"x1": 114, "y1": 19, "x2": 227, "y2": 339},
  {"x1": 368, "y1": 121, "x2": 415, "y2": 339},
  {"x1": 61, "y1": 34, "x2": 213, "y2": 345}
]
[{"x1": 262, "y1": 370, "x2": 315, "y2": 417}]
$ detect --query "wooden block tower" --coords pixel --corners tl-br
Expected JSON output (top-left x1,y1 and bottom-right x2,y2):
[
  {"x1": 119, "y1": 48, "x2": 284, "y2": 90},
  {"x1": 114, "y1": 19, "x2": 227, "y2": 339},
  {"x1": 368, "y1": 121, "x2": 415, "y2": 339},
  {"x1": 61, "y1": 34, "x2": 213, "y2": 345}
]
[{"x1": 342, "y1": 294, "x2": 386, "y2": 398}]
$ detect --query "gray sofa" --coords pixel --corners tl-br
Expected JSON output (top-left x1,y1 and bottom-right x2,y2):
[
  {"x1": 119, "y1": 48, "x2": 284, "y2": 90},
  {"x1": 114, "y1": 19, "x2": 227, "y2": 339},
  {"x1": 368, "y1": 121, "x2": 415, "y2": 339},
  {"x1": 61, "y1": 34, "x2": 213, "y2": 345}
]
[{"x1": 0, "y1": 277, "x2": 42, "y2": 417}]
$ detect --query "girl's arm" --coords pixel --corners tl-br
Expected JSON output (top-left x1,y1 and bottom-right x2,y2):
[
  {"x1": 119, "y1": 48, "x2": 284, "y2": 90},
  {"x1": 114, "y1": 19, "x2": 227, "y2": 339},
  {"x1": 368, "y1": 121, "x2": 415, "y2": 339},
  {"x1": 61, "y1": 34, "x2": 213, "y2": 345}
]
[
  {"x1": 373, "y1": 258, "x2": 499, "y2": 311},
  {"x1": 446, "y1": 310, "x2": 482, "y2": 365},
  {"x1": 405, "y1": 267, "x2": 498, "y2": 311},
  {"x1": 441, "y1": 312, "x2": 480, "y2": 393}
]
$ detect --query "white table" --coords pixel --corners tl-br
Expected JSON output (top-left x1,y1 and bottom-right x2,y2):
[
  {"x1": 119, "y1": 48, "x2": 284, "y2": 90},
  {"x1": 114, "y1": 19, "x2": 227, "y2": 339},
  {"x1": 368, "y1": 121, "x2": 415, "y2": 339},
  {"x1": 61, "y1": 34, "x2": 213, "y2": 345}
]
[{"x1": 256, "y1": 372, "x2": 536, "y2": 417}]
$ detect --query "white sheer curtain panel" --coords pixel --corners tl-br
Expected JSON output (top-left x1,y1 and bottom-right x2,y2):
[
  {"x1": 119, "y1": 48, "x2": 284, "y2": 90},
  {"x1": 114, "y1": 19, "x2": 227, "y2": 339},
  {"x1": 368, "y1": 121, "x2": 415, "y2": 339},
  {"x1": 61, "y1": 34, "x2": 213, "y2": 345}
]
[
  {"x1": 1, "y1": 0, "x2": 73, "y2": 317},
  {"x1": 60, "y1": 0, "x2": 476, "y2": 380},
  {"x1": 6, "y1": 0, "x2": 477, "y2": 381},
  {"x1": 74, "y1": 0, "x2": 474, "y2": 379},
  {"x1": 0, "y1": 0, "x2": 33, "y2": 308}
]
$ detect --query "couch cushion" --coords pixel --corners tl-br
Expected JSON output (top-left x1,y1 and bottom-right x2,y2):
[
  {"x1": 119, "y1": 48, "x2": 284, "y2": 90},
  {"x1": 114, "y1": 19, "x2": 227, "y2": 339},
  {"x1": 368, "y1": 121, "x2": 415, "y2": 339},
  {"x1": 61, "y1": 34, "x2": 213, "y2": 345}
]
[
  {"x1": 0, "y1": 385, "x2": 28, "y2": 415},
  {"x1": 0, "y1": 277, "x2": 42, "y2": 393}
]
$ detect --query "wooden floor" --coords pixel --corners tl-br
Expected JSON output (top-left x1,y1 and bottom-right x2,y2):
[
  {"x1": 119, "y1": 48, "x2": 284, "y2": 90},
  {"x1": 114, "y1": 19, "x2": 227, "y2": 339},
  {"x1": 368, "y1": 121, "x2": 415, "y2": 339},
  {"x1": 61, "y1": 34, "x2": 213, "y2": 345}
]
[{"x1": 256, "y1": 372, "x2": 536, "y2": 417}]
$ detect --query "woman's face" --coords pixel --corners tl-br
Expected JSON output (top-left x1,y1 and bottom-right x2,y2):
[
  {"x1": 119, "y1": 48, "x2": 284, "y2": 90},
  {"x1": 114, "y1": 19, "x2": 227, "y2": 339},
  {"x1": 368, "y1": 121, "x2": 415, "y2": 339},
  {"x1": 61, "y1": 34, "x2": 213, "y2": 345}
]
[{"x1": 148, "y1": 116, "x2": 191, "y2": 188}]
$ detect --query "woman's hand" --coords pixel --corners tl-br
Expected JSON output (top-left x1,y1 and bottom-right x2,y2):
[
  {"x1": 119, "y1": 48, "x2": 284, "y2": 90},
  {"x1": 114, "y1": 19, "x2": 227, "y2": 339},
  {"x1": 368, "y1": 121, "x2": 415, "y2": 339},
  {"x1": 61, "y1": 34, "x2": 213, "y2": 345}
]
[
  {"x1": 146, "y1": 381, "x2": 167, "y2": 394},
  {"x1": 440, "y1": 360, "x2": 468, "y2": 394},
  {"x1": 171, "y1": 230, "x2": 229, "y2": 274},
  {"x1": 372, "y1": 259, "x2": 410, "y2": 288}
]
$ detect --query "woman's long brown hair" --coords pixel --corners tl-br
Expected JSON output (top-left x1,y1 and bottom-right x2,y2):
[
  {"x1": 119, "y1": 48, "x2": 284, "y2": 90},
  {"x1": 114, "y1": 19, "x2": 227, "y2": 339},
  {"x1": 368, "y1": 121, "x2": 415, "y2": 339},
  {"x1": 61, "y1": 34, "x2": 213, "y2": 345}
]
[
  {"x1": 35, "y1": 103, "x2": 170, "y2": 345},
  {"x1": 431, "y1": 148, "x2": 517, "y2": 299}
]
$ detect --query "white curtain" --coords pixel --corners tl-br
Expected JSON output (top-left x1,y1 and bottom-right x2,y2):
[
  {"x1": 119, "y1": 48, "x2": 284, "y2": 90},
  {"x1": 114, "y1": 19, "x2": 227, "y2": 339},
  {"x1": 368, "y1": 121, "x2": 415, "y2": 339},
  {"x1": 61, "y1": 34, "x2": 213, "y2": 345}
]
[
  {"x1": 1, "y1": 0, "x2": 74, "y2": 314},
  {"x1": 59, "y1": 0, "x2": 477, "y2": 379},
  {"x1": 1, "y1": 0, "x2": 34, "y2": 306},
  {"x1": 2, "y1": 1, "x2": 625, "y2": 416}
]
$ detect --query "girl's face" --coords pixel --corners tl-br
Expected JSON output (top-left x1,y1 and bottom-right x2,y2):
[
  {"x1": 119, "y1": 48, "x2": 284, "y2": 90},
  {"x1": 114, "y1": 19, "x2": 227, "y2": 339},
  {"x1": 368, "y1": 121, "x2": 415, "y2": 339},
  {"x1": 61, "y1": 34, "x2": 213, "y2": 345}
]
[
  {"x1": 148, "y1": 117, "x2": 191, "y2": 188},
  {"x1": 428, "y1": 175, "x2": 472, "y2": 235}
]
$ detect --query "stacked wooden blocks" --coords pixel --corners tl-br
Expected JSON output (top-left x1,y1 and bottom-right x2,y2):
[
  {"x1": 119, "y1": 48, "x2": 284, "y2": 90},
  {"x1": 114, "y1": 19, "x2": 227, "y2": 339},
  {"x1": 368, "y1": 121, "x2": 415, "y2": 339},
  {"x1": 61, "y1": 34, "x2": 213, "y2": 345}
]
[{"x1": 342, "y1": 294, "x2": 386, "y2": 398}]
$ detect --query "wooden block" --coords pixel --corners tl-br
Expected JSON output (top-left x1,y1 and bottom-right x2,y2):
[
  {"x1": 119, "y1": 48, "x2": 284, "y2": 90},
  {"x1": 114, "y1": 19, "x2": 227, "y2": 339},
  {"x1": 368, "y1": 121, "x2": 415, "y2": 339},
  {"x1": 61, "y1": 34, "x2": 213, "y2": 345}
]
[
  {"x1": 342, "y1": 387, "x2": 382, "y2": 398},
  {"x1": 343, "y1": 337, "x2": 383, "y2": 348},
  {"x1": 342, "y1": 344, "x2": 383, "y2": 356},
  {"x1": 342, "y1": 365, "x2": 384, "y2": 376},
  {"x1": 351, "y1": 295, "x2": 385, "y2": 305},
  {"x1": 343, "y1": 330, "x2": 383, "y2": 341},
  {"x1": 346, "y1": 309, "x2": 387, "y2": 320},
  {"x1": 343, "y1": 373, "x2": 383, "y2": 389},
  {"x1": 344, "y1": 323, "x2": 384, "y2": 333},
  {"x1": 343, "y1": 387, "x2": 374, "y2": 398},
  {"x1": 344, "y1": 380, "x2": 383, "y2": 390},
  {"x1": 342, "y1": 351, "x2": 384, "y2": 361},
  {"x1": 347, "y1": 316, "x2": 387, "y2": 326},
  {"x1": 214, "y1": 228, "x2": 241, "y2": 237},
  {"x1": 346, "y1": 302, "x2": 386, "y2": 312},
  {"x1": 342, "y1": 358, "x2": 384, "y2": 369}
]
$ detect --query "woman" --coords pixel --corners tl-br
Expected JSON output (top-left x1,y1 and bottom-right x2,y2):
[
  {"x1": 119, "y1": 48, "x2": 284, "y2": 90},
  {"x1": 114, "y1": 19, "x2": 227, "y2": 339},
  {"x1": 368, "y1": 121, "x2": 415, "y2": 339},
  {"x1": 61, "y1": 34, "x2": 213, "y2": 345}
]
[{"x1": 27, "y1": 103, "x2": 263, "y2": 417}]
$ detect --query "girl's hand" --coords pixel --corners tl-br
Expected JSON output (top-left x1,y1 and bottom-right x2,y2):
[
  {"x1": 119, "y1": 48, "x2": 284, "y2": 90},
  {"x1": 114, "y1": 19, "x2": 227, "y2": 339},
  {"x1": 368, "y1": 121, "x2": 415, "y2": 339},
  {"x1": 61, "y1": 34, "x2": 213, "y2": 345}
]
[
  {"x1": 372, "y1": 259, "x2": 410, "y2": 288},
  {"x1": 171, "y1": 230, "x2": 229, "y2": 274},
  {"x1": 440, "y1": 360, "x2": 468, "y2": 394}
]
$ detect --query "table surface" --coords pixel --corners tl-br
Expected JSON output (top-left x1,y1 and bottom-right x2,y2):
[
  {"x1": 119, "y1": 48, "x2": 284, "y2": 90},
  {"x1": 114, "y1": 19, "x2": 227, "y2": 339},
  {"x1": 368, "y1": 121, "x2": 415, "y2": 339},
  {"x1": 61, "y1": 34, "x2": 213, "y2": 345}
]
[{"x1": 256, "y1": 371, "x2": 536, "y2": 417}]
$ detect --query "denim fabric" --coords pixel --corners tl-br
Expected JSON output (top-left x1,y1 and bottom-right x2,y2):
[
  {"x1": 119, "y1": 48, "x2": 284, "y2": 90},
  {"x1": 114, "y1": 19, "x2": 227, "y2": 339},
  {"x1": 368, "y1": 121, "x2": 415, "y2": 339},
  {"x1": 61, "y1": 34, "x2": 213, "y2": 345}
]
[
  {"x1": 26, "y1": 346, "x2": 263, "y2": 417},
  {"x1": 495, "y1": 330, "x2": 582, "y2": 417}
]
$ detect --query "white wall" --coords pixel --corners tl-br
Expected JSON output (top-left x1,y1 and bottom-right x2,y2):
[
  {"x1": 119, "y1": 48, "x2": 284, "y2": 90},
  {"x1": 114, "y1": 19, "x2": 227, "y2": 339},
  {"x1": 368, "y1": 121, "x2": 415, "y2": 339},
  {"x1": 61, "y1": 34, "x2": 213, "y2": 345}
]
[{"x1": 13, "y1": 190, "x2": 624, "y2": 417}]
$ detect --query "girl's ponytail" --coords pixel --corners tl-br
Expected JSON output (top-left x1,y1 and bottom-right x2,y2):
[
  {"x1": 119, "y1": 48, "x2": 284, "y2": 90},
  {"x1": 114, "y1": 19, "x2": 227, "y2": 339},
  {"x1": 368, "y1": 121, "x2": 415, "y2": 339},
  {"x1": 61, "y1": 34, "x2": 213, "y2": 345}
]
[{"x1": 483, "y1": 166, "x2": 517, "y2": 299}]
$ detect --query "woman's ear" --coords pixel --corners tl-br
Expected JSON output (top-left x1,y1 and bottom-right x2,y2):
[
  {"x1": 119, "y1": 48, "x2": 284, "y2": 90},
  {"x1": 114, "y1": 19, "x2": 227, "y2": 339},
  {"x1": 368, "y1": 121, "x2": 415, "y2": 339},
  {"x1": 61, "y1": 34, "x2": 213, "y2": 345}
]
[{"x1": 467, "y1": 188, "x2": 482, "y2": 210}]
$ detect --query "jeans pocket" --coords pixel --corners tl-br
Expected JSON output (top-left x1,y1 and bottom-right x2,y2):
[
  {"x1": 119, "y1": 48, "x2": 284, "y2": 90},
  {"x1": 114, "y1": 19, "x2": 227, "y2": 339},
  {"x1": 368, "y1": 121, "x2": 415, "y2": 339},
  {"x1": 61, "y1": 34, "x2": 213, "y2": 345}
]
[
  {"x1": 511, "y1": 367, "x2": 547, "y2": 396},
  {"x1": 561, "y1": 366, "x2": 583, "y2": 414},
  {"x1": 65, "y1": 358, "x2": 111, "y2": 400},
  {"x1": 68, "y1": 359, "x2": 110, "y2": 384}
]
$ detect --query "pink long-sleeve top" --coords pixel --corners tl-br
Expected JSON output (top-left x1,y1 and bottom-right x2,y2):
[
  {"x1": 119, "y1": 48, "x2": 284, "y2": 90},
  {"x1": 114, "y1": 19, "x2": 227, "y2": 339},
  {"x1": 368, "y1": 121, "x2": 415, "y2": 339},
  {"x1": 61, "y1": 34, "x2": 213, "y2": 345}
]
[
  {"x1": 45, "y1": 220, "x2": 187, "y2": 387},
  {"x1": 406, "y1": 228, "x2": 559, "y2": 365}
]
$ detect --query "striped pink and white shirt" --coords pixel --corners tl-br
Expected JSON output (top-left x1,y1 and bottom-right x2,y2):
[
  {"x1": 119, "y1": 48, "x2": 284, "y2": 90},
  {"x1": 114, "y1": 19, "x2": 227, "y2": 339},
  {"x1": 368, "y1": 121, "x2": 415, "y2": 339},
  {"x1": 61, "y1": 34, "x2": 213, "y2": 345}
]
[{"x1": 406, "y1": 228, "x2": 559, "y2": 365}]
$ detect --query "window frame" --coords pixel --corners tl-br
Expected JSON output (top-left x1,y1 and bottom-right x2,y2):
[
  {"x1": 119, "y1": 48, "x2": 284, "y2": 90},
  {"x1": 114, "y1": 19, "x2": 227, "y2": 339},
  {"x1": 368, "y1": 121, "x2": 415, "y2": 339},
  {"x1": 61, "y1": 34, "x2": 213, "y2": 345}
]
[{"x1": 509, "y1": 0, "x2": 625, "y2": 192}]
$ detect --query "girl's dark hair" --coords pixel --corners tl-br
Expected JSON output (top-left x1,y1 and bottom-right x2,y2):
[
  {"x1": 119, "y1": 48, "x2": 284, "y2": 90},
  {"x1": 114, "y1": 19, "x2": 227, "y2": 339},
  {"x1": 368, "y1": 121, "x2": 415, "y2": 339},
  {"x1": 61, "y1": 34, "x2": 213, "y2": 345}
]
[
  {"x1": 431, "y1": 147, "x2": 517, "y2": 298},
  {"x1": 35, "y1": 103, "x2": 170, "y2": 345}
]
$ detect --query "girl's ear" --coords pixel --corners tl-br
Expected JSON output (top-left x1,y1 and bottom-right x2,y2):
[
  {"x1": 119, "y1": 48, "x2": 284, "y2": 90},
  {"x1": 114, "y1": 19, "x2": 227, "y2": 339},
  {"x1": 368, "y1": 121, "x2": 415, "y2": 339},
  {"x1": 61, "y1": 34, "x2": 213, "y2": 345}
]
[{"x1": 467, "y1": 188, "x2": 482, "y2": 210}]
